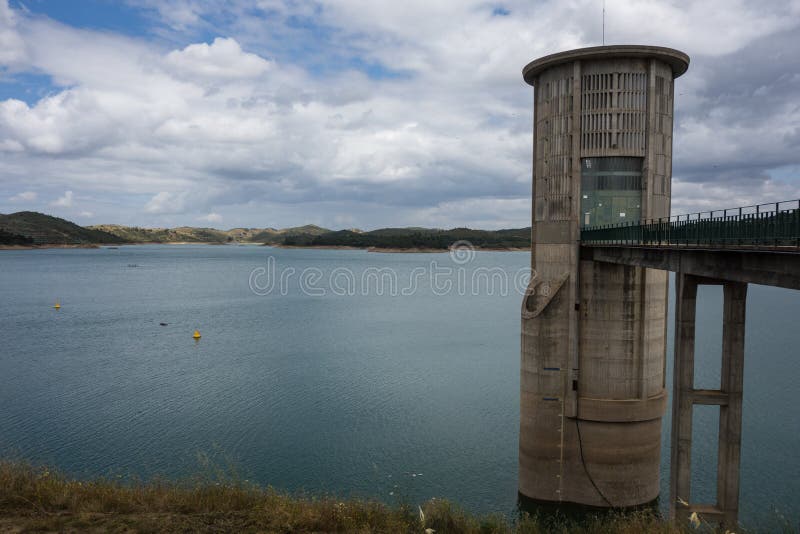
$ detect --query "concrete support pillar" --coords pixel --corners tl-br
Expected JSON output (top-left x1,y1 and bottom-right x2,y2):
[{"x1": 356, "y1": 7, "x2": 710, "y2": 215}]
[
  {"x1": 718, "y1": 281, "x2": 747, "y2": 527},
  {"x1": 669, "y1": 272, "x2": 697, "y2": 519},
  {"x1": 669, "y1": 274, "x2": 748, "y2": 528}
]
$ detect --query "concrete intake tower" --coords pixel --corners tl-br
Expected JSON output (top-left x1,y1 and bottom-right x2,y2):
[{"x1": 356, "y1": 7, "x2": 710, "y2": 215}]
[{"x1": 519, "y1": 45, "x2": 689, "y2": 507}]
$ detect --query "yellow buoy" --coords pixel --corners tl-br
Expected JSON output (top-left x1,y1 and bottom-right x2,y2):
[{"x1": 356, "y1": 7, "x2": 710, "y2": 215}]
[
  {"x1": 193, "y1": 330, "x2": 202, "y2": 339},
  {"x1": 53, "y1": 301, "x2": 61, "y2": 309}
]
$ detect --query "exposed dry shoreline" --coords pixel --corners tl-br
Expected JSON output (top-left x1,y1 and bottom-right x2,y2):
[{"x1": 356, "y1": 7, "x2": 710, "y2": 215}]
[
  {"x1": 0, "y1": 243, "x2": 100, "y2": 250},
  {"x1": 0, "y1": 241, "x2": 232, "y2": 250},
  {"x1": 272, "y1": 244, "x2": 447, "y2": 253},
  {"x1": 1, "y1": 242, "x2": 530, "y2": 252},
  {"x1": 276, "y1": 244, "x2": 531, "y2": 253},
  {"x1": 272, "y1": 244, "x2": 364, "y2": 250}
]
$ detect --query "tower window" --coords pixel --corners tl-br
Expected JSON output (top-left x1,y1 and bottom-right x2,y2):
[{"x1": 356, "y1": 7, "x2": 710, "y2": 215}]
[{"x1": 580, "y1": 157, "x2": 643, "y2": 227}]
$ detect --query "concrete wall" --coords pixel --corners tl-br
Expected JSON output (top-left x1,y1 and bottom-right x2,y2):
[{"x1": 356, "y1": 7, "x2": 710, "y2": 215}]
[{"x1": 520, "y1": 46, "x2": 688, "y2": 507}]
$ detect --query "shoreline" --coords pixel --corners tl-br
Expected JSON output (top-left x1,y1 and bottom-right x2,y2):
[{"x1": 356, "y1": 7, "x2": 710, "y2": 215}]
[
  {"x1": 275, "y1": 244, "x2": 530, "y2": 253},
  {"x1": 0, "y1": 460, "x2": 681, "y2": 533},
  {"x1": 2, "y1": 242, "x2": 530, "y2": 252},
  {"x1": 0, "y1": 243, "x2": 101, "y2": 250},
  {"x1": 0, "y1": 241, "x2": 235, "y2": 249},
  {"x1": 272, "y1": 244, "x2": 363, "y2": 250}
]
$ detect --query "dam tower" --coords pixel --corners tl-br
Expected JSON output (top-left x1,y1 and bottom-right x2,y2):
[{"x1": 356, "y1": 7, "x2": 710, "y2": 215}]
[{"x1": 519, "y1": 45, "x2": 689, "y2": 507}]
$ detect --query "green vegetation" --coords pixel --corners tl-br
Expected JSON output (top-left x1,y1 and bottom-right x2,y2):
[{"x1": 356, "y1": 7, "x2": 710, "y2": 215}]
[
  {"x1": 2, "y1": 211, "x2": 531, "y2": 250},
  {"x1": 229, "y1": 224, "x2": 332, "y2": 244},
  {"x1": 0, "y1": 461, "x2": 689, "y2": 533},
  {"x1": 94, "y1": 223, "x2": 531, "y2": 249},
  {"x1": 0, "y1": 212, "x2": 123, "y2": 245},
  {"x1": 0, "y1": 228, "x2": 33, "y2": 246},
  {"x1": 89, "y1": 224, "x2": 232, "y2": 243},
  {"x1": 92, "y1": 223, "x2": 332, "y2": 244},
  {"x1": 283, "y1": 227, "x2": 531, "y2": 250}
]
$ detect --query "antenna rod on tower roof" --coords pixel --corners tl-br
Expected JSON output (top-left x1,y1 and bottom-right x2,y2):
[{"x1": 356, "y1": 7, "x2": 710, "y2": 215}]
[{"x1": 602, "y1": 0, "x2": 606, "y2": 45}]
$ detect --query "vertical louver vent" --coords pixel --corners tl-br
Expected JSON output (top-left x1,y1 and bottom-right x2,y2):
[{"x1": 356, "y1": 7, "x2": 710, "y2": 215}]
[{"x1": 580, "y1": 72, "x2": 647, "y2": 154}]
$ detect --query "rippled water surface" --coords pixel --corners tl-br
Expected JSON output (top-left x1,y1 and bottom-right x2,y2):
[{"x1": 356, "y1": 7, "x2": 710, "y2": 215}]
[{"x1": 0, "y1": 245, "x2": 798, "y2": 526}]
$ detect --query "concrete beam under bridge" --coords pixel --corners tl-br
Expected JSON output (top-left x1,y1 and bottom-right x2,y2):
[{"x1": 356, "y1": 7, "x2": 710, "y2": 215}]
[
  {"x1": 670, "y1": 274, "x2": 748, "y2": 529},
  {"x1": 580, "y1": 245, "x2": 800, "y2": 289}
]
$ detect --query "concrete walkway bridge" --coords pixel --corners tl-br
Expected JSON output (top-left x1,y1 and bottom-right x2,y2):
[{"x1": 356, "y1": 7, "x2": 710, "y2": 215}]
[{"x1": 581, "y1": 199, "x2": 800, "y2": 525}]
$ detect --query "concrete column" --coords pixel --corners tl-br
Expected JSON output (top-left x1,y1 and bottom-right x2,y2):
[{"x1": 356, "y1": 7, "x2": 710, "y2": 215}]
[
  {"x1": 566, "y1": 59, "x2": 583, "y2": 420},
  {"x1": 669, "y1": 273, "x2": 697, "y2": 519},
  {"x1": 717, "y1": 281, "x2": 747, "y2": 527},
  {"x1": 521, "y1": 45, "x2": 689, "y2": 508},
  {"x1": 669, "y1": 277, "x2": 748, "y2": 528},
  {"x1": 643, "y1": 59, "x2": 657, "y2": 220}
]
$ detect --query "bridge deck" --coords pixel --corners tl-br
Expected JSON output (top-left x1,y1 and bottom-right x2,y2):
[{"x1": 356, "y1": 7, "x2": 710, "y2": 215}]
[
  {"x1": 580, "y1": 200, "x2": 800, "y2": 289},
  {"x1": 581, "y1": 245, "x2": 800, "y2": 290}
]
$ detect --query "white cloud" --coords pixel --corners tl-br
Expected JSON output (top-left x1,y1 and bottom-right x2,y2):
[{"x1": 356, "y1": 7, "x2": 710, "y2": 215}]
[
  {"x1": 200, "y1": 212, "x2": 222, "y2": 223},
  {"x1": 165, "y1": 37, "x2": 271, "y2": 79},
  {"x1": 79, "y1": 210, "x2": 94, "y2": 217},
  {"x1": 0, "y1": 138, "x2": 24, "y2": 152},
  {"x1": 0, "y1": 0, "x2": 26, "y2": 64},
  {"x1": 333, "y1": 213, "x2": 355, "y2": 227},
  {"x1": 51, "y1": 190, "x2": 73, "y2": 207},
  {"x1": 10, "y1": 190, "x2": 36, "y2": 202},
  {"x1": 413, "y1": 197, "x2": 531, "y2": 230},
  {"x1": 671, "y1": 178, "x2": 800, "y2": 216},
  {"x1": 145, "y1": 191, "x2": 189, "y2": 214},
  {"x1": 0, "y1": 0, "x2": 798, "y2": 228},
  {"x1": 130, "y1": 0, "x2": 206, "y2": 31}
]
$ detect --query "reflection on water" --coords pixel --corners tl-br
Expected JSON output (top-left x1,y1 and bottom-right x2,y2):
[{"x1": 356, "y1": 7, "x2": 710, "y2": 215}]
[{"x1": 0, "y1": 245, "x2": 798, "y2": 526}]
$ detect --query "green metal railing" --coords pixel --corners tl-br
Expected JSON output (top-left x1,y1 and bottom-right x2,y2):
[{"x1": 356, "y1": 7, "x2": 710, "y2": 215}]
[{"x1": 581, "y1": 200, "x2": 800, "y2": 249}]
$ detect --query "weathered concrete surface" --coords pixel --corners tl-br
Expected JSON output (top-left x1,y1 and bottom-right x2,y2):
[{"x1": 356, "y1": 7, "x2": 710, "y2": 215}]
[
  {"x1": 669, "y1": 273, "x2": 697, "y2": 520},
  {"x1": 523, "y1": 45, "x2": 690, "y2": 83},
  {"x1": 520, "y1": 45, "x2": 688, "y2": 508},
  {"x1": 669, "y1": 275, "x2": 748, "y2": 528},
  {"x1": 581, "y1": 245, "x2": 800, "y2": 290}
]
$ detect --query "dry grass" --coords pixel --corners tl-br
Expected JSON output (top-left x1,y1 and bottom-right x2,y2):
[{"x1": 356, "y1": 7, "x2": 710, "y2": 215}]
[{"x1": 0, "y1": 461, "x2": 695, "y2": 533}]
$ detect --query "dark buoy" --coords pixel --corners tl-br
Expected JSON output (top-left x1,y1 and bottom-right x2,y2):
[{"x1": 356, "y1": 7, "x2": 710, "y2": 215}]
[{"x1": 159, "y1": 322, "x2": 168, "y2": 326}]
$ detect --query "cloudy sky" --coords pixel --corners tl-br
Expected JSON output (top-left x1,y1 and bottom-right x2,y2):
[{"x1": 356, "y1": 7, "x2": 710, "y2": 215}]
[{"x1": 0, "y1": 0, "x2": 798, "y2": 230}]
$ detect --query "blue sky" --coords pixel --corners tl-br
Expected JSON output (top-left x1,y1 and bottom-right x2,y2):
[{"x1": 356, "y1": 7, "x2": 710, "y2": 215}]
[
  {"x1": 0, "y1": 0, "x2": 799, "y2": 229},
  {"x1": 10, "y1": 0, "x2": 153, "y2": 35}
]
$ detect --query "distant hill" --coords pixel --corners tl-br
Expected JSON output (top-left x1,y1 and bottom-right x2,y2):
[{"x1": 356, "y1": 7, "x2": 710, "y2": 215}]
[
  {"x1": 0, "y1": 228, "x2": 34, "y2": 246},
  {"x1": 0, "y1": 212, "x2": 530, "y2": 250},
  {"x1": 0, "y1": 212, "x2": 124, "y2": 245},
  {"x1": 89, "y1": 224, "x2": 231, "y2": 243},
  {"x1": 91, "y1": 223, "x2": 333, "y2": 244},
  {"x1": 233, "y1": 224, "x2": 332, "y2": 244},
  {"x1": 282, "y1": 226, "x2": 531, "y2": 250}
]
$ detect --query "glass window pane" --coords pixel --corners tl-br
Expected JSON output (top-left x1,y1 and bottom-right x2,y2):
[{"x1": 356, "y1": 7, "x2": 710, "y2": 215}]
[{"x1": 580, "y1": 157, "x2": 643, "y2": 227}]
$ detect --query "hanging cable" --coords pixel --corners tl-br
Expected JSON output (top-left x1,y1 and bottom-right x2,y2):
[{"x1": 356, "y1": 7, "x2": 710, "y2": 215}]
[{"x1": 574, "y1": 418, "x2": 615, "y2": 507}]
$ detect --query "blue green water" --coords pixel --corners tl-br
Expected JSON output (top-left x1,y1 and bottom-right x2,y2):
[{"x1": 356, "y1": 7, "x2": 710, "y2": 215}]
[{"x1": 0, "y1": 245, "x2": 797, "y2": 527}]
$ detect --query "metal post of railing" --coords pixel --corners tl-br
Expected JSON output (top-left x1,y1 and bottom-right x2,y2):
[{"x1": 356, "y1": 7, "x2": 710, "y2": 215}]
[
  {"x1": 796, "y1": 200, "x2": 800, "y2": 248},
  {"x1": 756, "y1": 204, "x2": 761, "y2": 247},
  {"x1": 665, "y1": 217, "x2": 669, "y2": 246},
  {"x1": 775, "y1": 202, "x2": 779, "y2": 247},
  {"x1": 738, "y1": 207, "x2": 742, "y2": 246},
  {"x1": 709, "y1": 213, "x2": 712, "y2": 246},
  {"x1": 639, "y1": 199, "x2": 800, "y2": 249}
]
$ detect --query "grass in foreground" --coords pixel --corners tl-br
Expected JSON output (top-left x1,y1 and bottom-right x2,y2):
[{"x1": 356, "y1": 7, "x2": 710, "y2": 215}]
[{"x1": 0, "y1": 461, "x2": 696, "y2": 533}]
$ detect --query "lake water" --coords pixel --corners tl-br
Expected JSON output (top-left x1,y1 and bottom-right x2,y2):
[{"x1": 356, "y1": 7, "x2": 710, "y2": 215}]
[{"x1": 0, "y1": 245, "x2": 797, "y2": 527}]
